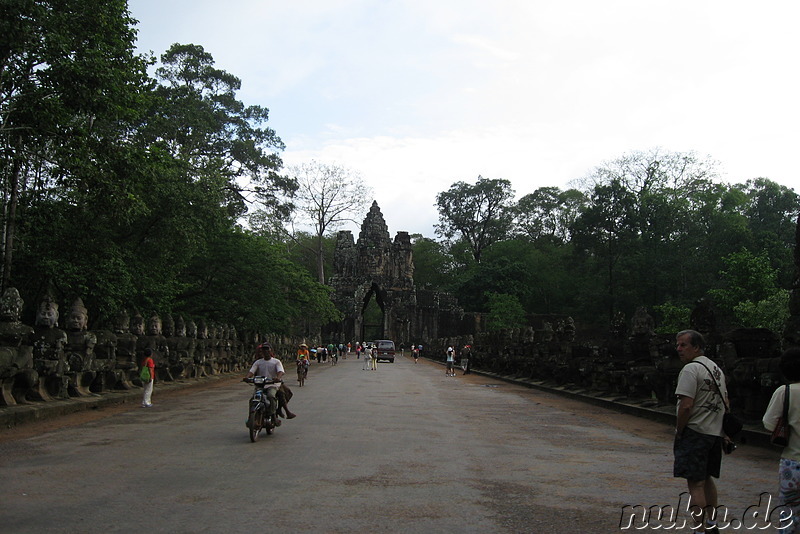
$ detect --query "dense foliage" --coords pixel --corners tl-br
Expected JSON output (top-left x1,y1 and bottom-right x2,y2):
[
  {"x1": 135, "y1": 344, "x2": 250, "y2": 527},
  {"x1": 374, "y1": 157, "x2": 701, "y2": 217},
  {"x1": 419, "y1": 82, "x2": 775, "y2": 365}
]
[
  {"x1": 430, "y1": 151, "x2": 799, "y2": 333},
  {"x1": 1, "y1": 2, "x2": 337, "y2": 334}
]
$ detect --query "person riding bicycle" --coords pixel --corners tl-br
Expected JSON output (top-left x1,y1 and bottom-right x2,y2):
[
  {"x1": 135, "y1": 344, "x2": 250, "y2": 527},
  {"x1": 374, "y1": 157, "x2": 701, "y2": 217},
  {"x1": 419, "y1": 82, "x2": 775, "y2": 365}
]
[
  {"x1": 297, "y1": 343, "x2": 310, "y2": 373},
  {"x1": 245, "y1": 343, "x2": 296, "y2": 419}
]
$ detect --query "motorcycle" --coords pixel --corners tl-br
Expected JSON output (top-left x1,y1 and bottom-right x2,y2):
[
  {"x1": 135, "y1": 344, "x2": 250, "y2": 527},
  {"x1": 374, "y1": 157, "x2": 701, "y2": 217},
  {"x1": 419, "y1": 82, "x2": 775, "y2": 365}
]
[{"x1": 243, "y1": 376, "x2": 280, "y2": 442}]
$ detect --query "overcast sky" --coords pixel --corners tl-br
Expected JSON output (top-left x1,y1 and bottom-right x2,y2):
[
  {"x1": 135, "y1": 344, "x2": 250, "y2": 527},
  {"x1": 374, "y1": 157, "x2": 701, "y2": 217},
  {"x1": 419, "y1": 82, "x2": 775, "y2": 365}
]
[{"x1": 128, "y1": 0, "x2": 800, "y2": 238}]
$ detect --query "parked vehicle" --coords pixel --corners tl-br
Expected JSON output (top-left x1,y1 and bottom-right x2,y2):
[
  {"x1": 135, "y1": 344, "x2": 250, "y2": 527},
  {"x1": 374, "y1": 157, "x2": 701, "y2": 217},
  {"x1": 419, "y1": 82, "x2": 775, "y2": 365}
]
[
  {"x1": 373, "y1": 340, "x2": 396, "y2": 363},
  {"x1": 243, "y1": 376, "x2": 280, "y2": 442}
]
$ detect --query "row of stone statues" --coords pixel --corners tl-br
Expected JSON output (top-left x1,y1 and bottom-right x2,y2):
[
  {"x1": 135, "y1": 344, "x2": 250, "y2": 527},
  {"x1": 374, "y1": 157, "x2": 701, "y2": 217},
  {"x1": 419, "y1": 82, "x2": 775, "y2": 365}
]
[
  {"x1": 431, "y1": 304, "x2": 789, "y2": 419},
  {"x1": 0, "y1": 288, "x2": 257, "y2": 406}
]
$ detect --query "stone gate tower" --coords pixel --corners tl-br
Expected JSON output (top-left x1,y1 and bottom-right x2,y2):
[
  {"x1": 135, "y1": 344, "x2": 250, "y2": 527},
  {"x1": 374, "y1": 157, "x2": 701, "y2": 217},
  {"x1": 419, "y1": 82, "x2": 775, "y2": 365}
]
[
  {"x1": 326, "y1": 201, "x2": 465, "y2": 345},
  {"x1": 327, "y1": 201, "x2": 417, "y2": 343}
]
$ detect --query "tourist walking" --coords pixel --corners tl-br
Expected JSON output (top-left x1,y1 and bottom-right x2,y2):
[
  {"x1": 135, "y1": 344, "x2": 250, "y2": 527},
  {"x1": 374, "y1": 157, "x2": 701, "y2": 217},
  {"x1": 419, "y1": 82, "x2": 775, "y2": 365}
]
[
  {"x1": 460, "y1": 345, "x2": 472, "y2": 375},
  {"x1": 763, "y1": 347, "x2": 800, "y2": 534}
]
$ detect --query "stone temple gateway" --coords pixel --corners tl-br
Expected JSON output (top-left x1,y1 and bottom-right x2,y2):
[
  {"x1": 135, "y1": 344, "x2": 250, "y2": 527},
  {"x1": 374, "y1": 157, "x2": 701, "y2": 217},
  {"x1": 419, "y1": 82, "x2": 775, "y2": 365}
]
[{"x1": 325, "y1": 201, "x2": 463, "y2": 345}]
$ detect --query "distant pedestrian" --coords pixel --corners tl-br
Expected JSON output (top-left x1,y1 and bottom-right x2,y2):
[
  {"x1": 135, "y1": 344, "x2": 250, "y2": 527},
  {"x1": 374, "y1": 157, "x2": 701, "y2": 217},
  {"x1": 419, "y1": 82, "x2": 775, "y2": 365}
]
[
  {"x1": 461, "y1": 345, "x2": 472, "y2": 375},
  {"x1": 141, "y1": 348, "x2": 155, "y2": 407},
  {"x1": 446, "y1": 346, "x2": 455, "y2": 376},
  {"x1": 362, "y1": 345, "x2": 374, "y2": 371}
]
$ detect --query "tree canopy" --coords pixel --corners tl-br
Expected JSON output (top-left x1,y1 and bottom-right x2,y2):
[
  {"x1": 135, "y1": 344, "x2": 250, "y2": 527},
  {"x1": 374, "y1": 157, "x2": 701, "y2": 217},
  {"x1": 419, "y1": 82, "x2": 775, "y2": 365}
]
[
  {"x1": 434, "y1": 176, "x2": 515, "y2": 263},
  {"x1": 2, "y1": 5, "x2": 336, "y2": 335},
  {"x1": 417, "y1": 149, "x2": 799, "y2": 334}
]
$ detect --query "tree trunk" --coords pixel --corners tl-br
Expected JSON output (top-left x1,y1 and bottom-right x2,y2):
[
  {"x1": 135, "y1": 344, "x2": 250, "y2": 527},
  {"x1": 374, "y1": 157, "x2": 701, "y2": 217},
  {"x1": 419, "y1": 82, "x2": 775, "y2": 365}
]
[
  {"x1": 316, "y1": 234, "x2": 325, "y2": 284},
  {"x1": 2, "y1": 152, "x2": 22, "y2": 292}
]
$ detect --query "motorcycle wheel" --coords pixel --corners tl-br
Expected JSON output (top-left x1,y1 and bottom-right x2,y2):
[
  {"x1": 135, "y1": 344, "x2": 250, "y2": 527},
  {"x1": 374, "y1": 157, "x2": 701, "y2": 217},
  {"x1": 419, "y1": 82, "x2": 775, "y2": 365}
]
[
  {"x1": 249, "y1": 409, "x2": 263, "y2": 442},
  {"x1": 265, "y1": 416, "x2": 273, "y2": 435}
]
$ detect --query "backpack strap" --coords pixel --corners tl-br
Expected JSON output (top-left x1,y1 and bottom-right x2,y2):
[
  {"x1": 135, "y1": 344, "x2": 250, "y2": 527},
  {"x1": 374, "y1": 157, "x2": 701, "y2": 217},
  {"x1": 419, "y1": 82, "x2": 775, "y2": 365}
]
[{"x1": 782, "y1": 384, "x2": 791, "y2": 420}]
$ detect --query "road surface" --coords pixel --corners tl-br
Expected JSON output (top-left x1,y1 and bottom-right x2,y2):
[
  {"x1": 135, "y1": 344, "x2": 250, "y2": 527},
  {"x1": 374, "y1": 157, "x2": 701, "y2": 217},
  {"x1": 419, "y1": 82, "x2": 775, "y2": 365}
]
[{"x1": 0, "y1": 353, "x2": 784, "y2": 533}]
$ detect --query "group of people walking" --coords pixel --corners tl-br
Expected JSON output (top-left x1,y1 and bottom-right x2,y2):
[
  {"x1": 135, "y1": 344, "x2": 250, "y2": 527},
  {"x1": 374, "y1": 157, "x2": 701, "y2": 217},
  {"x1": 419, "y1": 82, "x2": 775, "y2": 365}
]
[{"x1": 672, "y1": 329, "x2": 800, "y2": 534}]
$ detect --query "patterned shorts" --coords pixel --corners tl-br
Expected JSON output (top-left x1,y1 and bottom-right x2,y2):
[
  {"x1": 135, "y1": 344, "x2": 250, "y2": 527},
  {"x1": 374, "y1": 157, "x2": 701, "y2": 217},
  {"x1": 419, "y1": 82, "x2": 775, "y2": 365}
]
[
  {"x1": 673, "y1": 427, "x2": 722, "y2": 481},
  {"x1": 778, "y1": 458, "x2": 800, "y2": 534}
]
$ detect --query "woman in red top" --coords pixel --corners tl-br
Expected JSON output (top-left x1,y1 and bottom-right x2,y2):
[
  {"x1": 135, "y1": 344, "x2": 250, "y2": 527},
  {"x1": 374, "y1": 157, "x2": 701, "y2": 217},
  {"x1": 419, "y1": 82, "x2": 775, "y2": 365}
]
[{"x1": 141, "y1": 348, "x2": 156, "y2": 407}]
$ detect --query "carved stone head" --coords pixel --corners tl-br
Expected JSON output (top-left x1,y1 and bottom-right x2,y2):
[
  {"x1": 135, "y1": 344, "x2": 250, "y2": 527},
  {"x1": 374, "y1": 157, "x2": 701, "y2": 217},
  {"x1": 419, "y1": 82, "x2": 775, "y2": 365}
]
[
  {"x1": 35, "y1": 294, "x2": 60, "y2": 328},
  {"x1": 186, "y1": 319, "x2": 197, "y2": 338},
  {"x1": 115, "y1": 310, "x2": 130, "y2": 334},
  {"x1": 147, "y1": 313, "x2": 162, "y2": 336},
  {"x1": 175, "y1": 315, "x2": 187, "y2": 337},
  {"x1": 162, "y1": 314, "x2": 175, "y2": 337},
  {"x1": 131, "y1": 312, "x2": 145, "y2": 336},
  {"x1": 66, "y1": 297, "x2": 89, "y2": 332},
  {"x1": 197, "y1": 320, "x2": 208, "y2": 339},
  {"x1": 0, "y1": 287, "x2": 23, "y2": 323}
]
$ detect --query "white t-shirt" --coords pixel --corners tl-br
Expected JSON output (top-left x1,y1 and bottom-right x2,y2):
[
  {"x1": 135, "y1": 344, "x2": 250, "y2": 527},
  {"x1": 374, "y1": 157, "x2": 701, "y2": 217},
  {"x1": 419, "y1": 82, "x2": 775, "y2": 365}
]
[
  {"x1": 764, "y1": 383, "x2": 800, "y2": 461},
  {"x1": 675, "y1": 355, "x2": 726, "y2": 436},
  {"x1": 248, "y1": 357, "x2": 285, "y2": 380}
]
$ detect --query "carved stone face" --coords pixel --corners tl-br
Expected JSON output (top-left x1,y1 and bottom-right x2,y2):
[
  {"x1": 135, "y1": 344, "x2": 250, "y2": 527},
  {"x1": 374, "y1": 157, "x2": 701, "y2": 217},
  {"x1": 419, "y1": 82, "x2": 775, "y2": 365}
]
[
  {"x1": 36, "y1": 299, "x2": 59, "y2": 328},
  {"x1": 131, "y1": 315, "x2": 145, "y2": 336},
  {"x1": 66, "y1": 307, "x2": 88, "y2": 332},
  {"x1": 115, "y1": 311, "x2": 130, "y2": 333},
  {"x1": 148, "y1": 315, "x2": 162, "y2": 336},
  {"x1": 186, "y1": 320, "x2": 197, "y2": 338},
  {"x1": 0, "y1": 288, "x2": 23, "y2": 322},
  {"x1": 175, "y1": 316, "x2": 187, "y2": 337},
  {"x1": 162, "y1": 315, "x2": 174, "y2": 337}
]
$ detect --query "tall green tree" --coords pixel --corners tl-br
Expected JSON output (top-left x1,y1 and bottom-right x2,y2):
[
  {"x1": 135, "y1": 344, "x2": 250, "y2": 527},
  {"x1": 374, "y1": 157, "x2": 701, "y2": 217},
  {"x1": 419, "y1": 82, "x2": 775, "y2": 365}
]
[
  {"x1": 738, "y1": 178, "x2": 800, "y2": 287},
  {"x1": 708, "y1": 249, "x2": 780, "y2": 314},
  {"x1": 515, "y1": 187, "x2": 586, "y2": 244},
  {"x1": 177, "y1": 227, "x2": 341, "y2": 334},
  {"x1": 434, "y1": 176, "x2": 514, "y2": 263},
  {"x1": 410, "y1": 235, "x2": 454, "y2": 291},
  {"x1": 143, "y1": 43, "x2": 295, "y2": 220},
  {"x1": 485, "y1": 292, "x2": 526, "y2": 331},
  {"x1": 1, "y1": 0, "x2": 151, "y2": 292},
  {"x1": 570, "y1": 178, "x2": 639, "y2": 323},
  {"x1": 570, "y1": 149, "x2": 722, "y2": 325},
  {"x1": 454, "y1": 240, "x2": 532, "y2": 312}
]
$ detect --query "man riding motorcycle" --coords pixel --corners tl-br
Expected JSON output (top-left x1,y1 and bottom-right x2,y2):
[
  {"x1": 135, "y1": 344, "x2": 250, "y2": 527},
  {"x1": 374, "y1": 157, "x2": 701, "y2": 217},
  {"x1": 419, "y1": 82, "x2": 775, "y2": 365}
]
[{"x1": 244, "y1": 343, "x2": 296, "y2": 420}]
